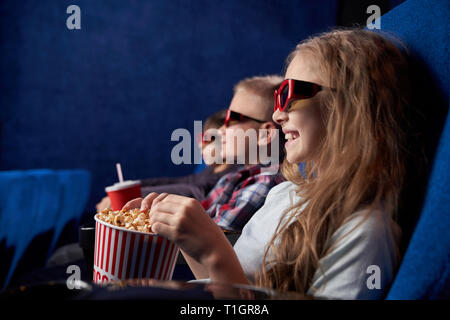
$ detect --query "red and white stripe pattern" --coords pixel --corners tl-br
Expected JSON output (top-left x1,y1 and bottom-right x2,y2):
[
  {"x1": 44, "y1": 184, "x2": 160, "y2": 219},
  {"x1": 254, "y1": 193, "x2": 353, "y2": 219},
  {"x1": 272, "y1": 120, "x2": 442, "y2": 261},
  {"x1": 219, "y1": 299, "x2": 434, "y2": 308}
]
[{"x1": 93, "y1": 217, "x2": 180, "y2": 284}]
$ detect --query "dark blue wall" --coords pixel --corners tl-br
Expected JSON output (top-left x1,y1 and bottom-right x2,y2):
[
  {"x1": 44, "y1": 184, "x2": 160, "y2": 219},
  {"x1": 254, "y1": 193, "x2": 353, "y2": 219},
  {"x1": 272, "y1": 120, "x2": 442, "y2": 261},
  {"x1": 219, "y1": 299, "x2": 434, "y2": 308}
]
[{"x1": 0, "y1": 0, "x2": 337, "y2": 212}]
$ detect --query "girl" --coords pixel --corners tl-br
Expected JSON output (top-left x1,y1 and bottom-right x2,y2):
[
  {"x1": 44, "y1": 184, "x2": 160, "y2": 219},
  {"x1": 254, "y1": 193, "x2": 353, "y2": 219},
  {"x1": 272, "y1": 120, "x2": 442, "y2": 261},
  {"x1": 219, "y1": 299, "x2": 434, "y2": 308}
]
[{"x1": 125, "y1": 29, "x2": 411, "y2": 299}]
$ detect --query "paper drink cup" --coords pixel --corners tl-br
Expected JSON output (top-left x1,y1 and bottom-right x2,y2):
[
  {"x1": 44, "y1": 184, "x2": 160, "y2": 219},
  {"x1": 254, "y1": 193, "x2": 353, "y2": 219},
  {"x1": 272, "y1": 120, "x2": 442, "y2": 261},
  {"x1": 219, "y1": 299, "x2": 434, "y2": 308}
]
[
  {"x1": 93, "y1": 214, "x2": 180, "y2": 284},
  {"x1": 105, "y1": 180, "x2": 142, "y2": 211}
]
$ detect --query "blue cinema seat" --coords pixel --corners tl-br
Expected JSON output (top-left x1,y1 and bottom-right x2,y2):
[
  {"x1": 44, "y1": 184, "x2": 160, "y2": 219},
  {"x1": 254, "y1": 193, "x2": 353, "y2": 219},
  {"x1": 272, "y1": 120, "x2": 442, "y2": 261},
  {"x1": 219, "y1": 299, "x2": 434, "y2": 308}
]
[
  {"x1": 0, "y1": 171, "x2": 36, "y2": 288},
  {"x1": 10, "y1": 170, "x2": 62, "y2": 284},
  {"x1": 378, "y1": 0, "x2": 449, "y2": 299},
  {"x1": 0, "y1": 169, "x2": 91, "y2": 289},
  {"x1": 47, "y1": 169, "x2": 91, "y2": 258},
  {"x1": 387, "y1": 105, "x2": 450, "y2": 299}
]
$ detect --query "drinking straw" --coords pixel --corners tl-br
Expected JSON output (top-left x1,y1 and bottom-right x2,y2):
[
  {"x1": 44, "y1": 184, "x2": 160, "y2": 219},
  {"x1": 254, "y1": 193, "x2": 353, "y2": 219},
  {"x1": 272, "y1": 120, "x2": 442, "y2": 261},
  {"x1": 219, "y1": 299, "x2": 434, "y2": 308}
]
[{"x1": 116, "y1": 163, "x2": 124, "y2": 183}]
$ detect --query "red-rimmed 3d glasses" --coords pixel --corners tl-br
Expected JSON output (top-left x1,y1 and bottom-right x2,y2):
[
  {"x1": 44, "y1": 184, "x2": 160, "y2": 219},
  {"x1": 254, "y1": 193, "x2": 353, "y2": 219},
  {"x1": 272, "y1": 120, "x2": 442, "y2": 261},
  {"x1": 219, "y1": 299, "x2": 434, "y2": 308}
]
[
  {"x1": 273, "y1": 79, "x2": 323, "y2": 112},
  {"x1": 224, "y1": 109, "x2": 265, "y2": 127}
]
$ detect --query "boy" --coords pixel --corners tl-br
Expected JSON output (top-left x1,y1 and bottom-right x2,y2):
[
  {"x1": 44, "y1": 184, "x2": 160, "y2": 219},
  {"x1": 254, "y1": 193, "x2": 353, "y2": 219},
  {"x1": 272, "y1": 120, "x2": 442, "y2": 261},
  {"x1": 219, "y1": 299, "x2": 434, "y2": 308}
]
[
  {"x1": 199, "y1": 75, "x2": 285, "y2": 231},
  {"x1": 125, "y1": 75, "x2": 286, "y2": 232}
]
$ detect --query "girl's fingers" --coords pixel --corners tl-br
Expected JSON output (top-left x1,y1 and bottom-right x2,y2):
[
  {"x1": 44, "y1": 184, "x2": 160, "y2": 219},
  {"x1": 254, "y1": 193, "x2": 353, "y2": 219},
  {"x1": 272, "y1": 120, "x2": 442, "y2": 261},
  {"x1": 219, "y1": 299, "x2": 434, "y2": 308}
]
[
  {"x1": 140, "y1": 192, "x2": 160, "y2": 211},
  {"x1": 164, "y1": 194, "x2": 195, "y2": 205},
  {"x1": 149, "y1": 201, "x2": 183, "y2": 217},
  {"x1": 151, "y1": 221, "x2": 176, "y2": 239},
  {"x1": 149, "y1": 211, "x2": 177, "y2": 226},
  {"x1": 122, "y1": 198, "x2": 143, "y2": 211},
  {"x1": 152, "y1": 193, "x2": 169, "y2": 206}
]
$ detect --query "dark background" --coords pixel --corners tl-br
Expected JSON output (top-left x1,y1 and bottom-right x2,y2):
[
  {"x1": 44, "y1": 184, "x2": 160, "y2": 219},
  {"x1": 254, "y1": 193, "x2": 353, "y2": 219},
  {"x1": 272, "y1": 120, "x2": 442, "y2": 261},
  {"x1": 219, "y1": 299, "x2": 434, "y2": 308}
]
[{"x1": 0, "y1": 0, "x2": 405, "y2": 215}]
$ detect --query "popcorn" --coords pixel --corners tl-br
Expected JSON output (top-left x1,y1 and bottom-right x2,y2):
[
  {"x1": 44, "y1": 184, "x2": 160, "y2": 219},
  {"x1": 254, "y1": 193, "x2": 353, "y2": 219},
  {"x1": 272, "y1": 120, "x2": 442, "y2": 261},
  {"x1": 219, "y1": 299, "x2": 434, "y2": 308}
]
[{"x1": 97, "y1": 208, "x2": 153, "y2": 233}]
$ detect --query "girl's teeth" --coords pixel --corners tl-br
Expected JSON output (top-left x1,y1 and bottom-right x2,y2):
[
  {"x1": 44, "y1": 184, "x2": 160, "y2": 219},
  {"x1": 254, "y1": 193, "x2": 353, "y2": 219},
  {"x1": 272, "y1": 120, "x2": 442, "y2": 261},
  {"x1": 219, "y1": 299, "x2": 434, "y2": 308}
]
[{"x1": 285, "y1": 132, "x2": 299, "y2": 140}]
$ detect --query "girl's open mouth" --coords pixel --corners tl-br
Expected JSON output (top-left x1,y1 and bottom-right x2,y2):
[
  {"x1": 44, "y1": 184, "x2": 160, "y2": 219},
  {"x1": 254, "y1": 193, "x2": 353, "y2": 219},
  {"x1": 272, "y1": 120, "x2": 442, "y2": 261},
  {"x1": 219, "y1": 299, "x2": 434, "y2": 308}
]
[{"x1": 284, "y1": 131, "x2": 300, "y2": 147}]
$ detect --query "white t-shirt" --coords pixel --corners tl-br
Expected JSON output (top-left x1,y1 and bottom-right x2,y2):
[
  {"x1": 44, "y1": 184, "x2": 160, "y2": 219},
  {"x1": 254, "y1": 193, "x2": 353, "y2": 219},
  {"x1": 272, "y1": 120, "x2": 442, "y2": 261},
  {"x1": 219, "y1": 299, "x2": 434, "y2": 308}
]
[{"x1": 233, "y1": 181, "x2": 401, "y2": 300}]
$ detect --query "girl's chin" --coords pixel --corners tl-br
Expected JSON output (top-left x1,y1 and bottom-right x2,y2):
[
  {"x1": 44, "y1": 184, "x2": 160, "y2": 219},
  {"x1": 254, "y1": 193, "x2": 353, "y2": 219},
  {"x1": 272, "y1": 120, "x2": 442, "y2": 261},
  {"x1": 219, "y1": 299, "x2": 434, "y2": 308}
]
[
  {"x1": 285, "y1": 154, "x2": 303, "y2": 165},
  {"x1": 285, "y1": 140, "x2": 308, "y2": 164}
]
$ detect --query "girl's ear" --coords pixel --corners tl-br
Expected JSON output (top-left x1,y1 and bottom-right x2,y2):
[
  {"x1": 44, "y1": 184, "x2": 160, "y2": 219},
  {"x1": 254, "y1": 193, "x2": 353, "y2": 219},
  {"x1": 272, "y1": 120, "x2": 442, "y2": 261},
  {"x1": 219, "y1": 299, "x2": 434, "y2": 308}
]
[{"x1": 257, "y1": 122, "x2": 278, "y2": 147}]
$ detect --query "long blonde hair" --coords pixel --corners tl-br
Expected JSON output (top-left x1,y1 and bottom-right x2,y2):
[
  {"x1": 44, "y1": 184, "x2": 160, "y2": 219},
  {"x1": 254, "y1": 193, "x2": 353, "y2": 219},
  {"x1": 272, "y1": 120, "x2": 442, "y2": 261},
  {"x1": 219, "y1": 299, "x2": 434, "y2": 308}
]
[{"x1": 256, "y1": 29, "x2": 411, "y2": 294}]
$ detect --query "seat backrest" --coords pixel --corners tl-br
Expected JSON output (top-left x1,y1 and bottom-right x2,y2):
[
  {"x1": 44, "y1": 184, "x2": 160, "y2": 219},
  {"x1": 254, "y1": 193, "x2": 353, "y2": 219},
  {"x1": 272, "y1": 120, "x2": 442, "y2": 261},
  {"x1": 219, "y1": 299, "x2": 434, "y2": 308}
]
[
  {"x1": 0, "y1": 170, "x2": 59, "y2": 289},
  {"x1": 378, "y1": 0, "x2": 449, "y2": 299},
  {"x1": 0, "y1": 169, "x2": 91, "y2": 289},
  {"x1": 47, "y1": 169, "x2": 91, "y2": 257},
  {"x1": 387, "y1": 106, "x2": 450, "y2": 300}
]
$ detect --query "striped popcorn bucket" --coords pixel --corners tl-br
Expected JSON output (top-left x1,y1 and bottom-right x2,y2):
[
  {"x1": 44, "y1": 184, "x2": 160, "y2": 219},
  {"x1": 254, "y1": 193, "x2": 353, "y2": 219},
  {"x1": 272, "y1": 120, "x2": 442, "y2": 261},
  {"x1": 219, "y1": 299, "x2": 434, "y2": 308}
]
[{"x1": 93, "y1": 214, "x2": 180, "y2": 284}]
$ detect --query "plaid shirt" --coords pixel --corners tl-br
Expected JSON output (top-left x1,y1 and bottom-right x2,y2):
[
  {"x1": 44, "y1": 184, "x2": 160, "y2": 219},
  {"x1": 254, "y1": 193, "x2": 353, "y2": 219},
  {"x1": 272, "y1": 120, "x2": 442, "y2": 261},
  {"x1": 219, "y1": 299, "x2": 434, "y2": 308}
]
[{"x1": 201, "y1": 164, "x2": 284, "y2": 232}]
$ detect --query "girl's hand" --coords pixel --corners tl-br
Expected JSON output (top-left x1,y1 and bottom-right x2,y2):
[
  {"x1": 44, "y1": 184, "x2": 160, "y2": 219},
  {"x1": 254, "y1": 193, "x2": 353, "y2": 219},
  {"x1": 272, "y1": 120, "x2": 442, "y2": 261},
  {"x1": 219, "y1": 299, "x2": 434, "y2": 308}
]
[
  {"x1": 124, "y1": 192, "x2": 248, "y2": 284},
  {"x1": 148, "y1": 194, "x2": 226, "y2": 265},
  {"x1": 122, "y1": 192, "x2": 167, "y2": 212}
]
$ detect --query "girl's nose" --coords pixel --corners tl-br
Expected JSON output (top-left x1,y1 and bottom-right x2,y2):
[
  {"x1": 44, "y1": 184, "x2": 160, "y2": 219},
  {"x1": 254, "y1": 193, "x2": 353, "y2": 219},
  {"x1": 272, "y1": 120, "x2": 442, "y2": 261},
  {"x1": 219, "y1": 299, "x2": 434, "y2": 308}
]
[{"x1": 272, "y1": 108, "x2": 288, "y2": 125}]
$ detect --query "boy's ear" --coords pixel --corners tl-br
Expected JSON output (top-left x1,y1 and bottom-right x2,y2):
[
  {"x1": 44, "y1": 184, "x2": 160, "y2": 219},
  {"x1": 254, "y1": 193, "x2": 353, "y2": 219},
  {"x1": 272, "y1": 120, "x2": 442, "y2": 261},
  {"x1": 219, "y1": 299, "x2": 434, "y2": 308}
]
[
  {"x1": 257, "y1": 122, "x2": 278, "y2": 147},
  {"x1": 196, "y1": 132, "x2": 203, "y2": 148}
]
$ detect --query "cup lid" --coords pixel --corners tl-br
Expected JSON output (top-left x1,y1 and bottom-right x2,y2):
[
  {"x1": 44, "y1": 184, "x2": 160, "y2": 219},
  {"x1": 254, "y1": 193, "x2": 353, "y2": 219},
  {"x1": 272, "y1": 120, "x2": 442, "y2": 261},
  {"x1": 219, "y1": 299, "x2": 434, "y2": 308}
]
[{"x1": 105, "y1": 180, "x2": 141, "y2": 192}]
